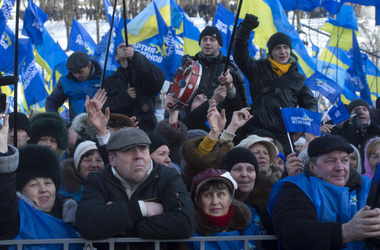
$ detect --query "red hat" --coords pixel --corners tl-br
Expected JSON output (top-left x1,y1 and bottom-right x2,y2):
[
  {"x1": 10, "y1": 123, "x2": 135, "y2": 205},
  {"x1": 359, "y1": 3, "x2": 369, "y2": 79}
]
[{"x1": 190, "y1": 168, "x2": 237, "y2": 203}]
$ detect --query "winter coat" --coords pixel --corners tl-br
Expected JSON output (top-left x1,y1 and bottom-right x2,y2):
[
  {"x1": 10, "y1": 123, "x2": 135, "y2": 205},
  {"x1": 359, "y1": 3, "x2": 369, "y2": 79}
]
[
  {"x1": 0, "y1": 146, "x2": 81, "y2": 249},
  {"x1": 102, "y1": 51, "x2": 165, "y2": 133},
  {"x1": 76, "y1": 162, "x2": 195, "y2": 244},
  {"x1": 233, "y1": 24, "x2": 317, "y2": 138},
  {"x1": 59, "y1": 158, "x2": 84, "y2": 202},
  {"x1": 264, "y1": 165, "x2": 380, "y2": 250},
  {"x1": 45, "y1": 60, "x2": 102, "y2": 121},
  {"x1": 186, "y1": 199, "x2": 254, "y2": 250},
  {"x1": 175, "y1": 52, "x2": 249, "y2": 131},
  {"x1": 181, "y1": 137, "x2": 234, "y2": 191}
]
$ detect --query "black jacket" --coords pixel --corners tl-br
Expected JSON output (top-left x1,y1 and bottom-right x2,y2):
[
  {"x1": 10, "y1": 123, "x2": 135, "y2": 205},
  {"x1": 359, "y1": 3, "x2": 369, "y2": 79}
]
[
  {"x1": 174, "y1": 52, "x2": 248, "y2": 131},
  {"x1": 102, "y1": 51, "x2": 165, "y2": 133},
  {"x1": 233, "y1": 24, "x2": 317, "y2": 136},
  {"x1": 76, "y1": 162, "x2": 195, "y2": 240}
]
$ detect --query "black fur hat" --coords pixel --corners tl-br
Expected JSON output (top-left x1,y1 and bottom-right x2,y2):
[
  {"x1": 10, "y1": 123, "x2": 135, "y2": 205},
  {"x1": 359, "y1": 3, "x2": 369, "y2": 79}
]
[
  {"x1": 29, "y1": 112, "x2": 69, "y2": 150},
  {"x1": 16, "y1": 144, "x2": 62, "y2": 191}
]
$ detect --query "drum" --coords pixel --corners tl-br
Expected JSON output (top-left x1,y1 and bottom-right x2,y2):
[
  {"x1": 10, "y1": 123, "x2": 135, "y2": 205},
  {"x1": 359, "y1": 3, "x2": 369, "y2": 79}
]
[{"x1": 169, "y1": 60, "x2": 202, "y2": 111}]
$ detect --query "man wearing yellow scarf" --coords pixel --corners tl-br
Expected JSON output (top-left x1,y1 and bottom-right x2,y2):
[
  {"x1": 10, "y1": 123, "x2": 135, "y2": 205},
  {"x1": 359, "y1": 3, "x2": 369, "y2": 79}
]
[{"x1": 233, "y1": 14, "x2": 317, "y2": 156}]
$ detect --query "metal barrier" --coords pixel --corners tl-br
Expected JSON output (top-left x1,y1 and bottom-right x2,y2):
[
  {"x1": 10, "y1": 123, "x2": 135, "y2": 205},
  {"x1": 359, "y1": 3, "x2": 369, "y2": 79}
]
[{"x1": 0, "y1": 235, "x2": 278, "y2": 250}]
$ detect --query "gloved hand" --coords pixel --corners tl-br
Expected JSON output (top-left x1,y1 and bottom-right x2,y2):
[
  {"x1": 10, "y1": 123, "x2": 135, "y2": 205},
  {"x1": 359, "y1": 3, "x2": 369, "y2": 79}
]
[
  {"x1": 242, "y1": 14, "x2": 259, "y2": 31},
  {"x1": 351, "y1": 110, "x2": 365, "y2": 134}
]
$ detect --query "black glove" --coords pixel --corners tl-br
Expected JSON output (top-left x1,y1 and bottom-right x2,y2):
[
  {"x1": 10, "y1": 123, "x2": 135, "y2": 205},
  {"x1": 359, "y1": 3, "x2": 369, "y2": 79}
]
[
  {"x1": 242, "y1": 14, "x2": 259, "y2": 31},
  {"x1": 351, "y1": 109, "x2": 365, "y2": 134}
]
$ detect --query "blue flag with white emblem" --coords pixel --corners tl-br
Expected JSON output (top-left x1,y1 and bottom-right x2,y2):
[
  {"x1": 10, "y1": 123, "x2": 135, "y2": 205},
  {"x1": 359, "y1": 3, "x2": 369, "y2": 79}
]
[
  {"x1": 67, "y1": 18, "x2": 97, "y2": 55},
  {"x1": 328, "y1": 100, "x2": 351, "y2": 125},
  {"x1": 22, "y1": 0, "x2": 49, "y2": 45},
  {"x1": 305, "y1": 71, "x2": 343, "y2": 103},
  {"x1": 281, "y1": 107, "x2": 322, "y2": 136},
  {"x1": 0, "y1": 0, "x2": 15, "y2": 36}
]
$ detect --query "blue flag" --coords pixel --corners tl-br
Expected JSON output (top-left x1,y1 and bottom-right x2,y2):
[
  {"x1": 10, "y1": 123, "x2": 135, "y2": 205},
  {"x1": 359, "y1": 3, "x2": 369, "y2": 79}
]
[
  {"x1": 279, "y1": 0, "x2": 320, "y2": 11},
  {"x1": 351, "y1": 30, "x2": 372, "y2": 105},
  {"x1": 93, "y1": 28, "x2": 117, "y2": 77},
  {"x1": 0, "y1": 0, "x2": 15, "y2": 36},
  {"x1": 103, "y1": 0, "x2": 119, "y2": 28},
  {"x1": 281, "y1": 107, "x2": 322, "y2": 136},
  {"x1": 22, "y1": 0, "x2": 49, "y2": 45},
  {"x1": 21, "y1": 39, "x2": 48, "y2": 106},
  {"x1": 67, "y1": 18, "x2": 97, "y2": 55},
  {"x1": 305, "y1": 71, "x2": 343, "y2": 103},
  {"x1": 0, "y1": 26, "x2": 27, "y2": 75},
  {"x1": 328, "y1": 100, "x2": 351, "y2": 125}
]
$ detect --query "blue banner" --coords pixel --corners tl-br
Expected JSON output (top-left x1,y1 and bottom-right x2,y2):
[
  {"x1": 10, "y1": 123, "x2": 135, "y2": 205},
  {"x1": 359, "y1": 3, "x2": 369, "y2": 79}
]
[
  {"x1": 305, "y1": 71, "x2": 343, "y2": 103},
  {"x1": 281, "y1": 107, "x2": 322, "y2": 136},
  {"x1": 0, "y1": 0, "x2": 15, "y2": 35},
  {"x1": 103, "y1": 0, "x2": 119, "y2": 28},
  {"x1": 22, "y1": 0, "x2": 49, "y2": 44},
  {"x1": 328, "y1": 100, "x2": 351, "y2": 125},
  {"x1": 67, "y1": 18, "x2": 97, "y2": 55}
]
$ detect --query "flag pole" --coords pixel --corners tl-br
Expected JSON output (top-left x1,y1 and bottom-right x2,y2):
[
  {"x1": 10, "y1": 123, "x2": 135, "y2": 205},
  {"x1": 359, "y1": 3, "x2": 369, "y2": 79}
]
[
  {"x1": 100, "y1": 0, "x2": 118, "y2": 89},
  {"x1": 122, "y1": 0, "x2": 133, "y2": 87},
  {"x1": 286, "y1": 132, "x2": 295, "y2": 153},
  {"x1": 13, "y1": 0, "x2": 21, "y2": 147},
  {"x1": 223, "y1": 0, "x2": 243, "y2": 75}
]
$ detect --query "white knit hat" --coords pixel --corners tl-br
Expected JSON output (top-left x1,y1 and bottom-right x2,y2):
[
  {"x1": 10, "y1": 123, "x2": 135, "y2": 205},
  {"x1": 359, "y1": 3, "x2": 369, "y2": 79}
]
[{"x1": 74, "y1": 140, "x2": 98, "y2": 172}]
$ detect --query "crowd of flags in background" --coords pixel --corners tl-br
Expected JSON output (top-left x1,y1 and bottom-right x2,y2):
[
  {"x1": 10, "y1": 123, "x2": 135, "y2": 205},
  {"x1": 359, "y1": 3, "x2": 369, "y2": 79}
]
[{"x1": 0, "y1": 0, "x2": 379, "y2": 131}]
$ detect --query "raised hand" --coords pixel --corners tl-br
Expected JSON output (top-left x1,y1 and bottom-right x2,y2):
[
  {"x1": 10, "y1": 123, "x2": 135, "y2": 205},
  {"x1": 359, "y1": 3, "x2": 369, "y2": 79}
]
[
  {"x1": 91, "y1": 88, "x2": 107, "y2": 110},
  {"x1": 85, "y1": 95, "x2": 110, "y2": 137},
  {"x1": 225, "y1": 107, "x2": 253, "y2": 134},
  {"x1": 207, "y1": 100, "x2": 226, "y2": 140},
  {"x1": 218, "y1": 69, "x2": 233, "y2": 90}
]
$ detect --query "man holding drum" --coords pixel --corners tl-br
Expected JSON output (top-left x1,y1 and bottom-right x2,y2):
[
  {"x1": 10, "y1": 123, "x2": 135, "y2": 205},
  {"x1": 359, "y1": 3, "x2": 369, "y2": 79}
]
[{"x1": 170, "y1": 26, "x2": 249, "y2": 132}]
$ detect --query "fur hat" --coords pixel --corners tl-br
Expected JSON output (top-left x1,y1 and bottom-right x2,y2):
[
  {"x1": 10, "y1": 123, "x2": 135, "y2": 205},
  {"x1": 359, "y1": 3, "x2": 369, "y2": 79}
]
[
  {"x1": 199, "y1": 26, "x2": 223, "y2": 46},
  {"x1": 347, "y1": 99, "x2": 370, "y2": 114},
  {"x1": 29, "y1": 112, "x2": 68, "y2": 150},
  {"x1": 71, "y1": 113, "x2": 97, "y2": 143},
  {"x1": 267, "y1": 32, "x2": 292, "y2": 54},
  {"x1": 108, "y1": 113, "x2": 135, "y2": 128},
  {"x1": 74, "y1": 140, "x2": 98, "y2": 172},
  {"x1": 16, "y1": 144, "x2": 62, "y2": 191},
  {"x1": 9, "y1": 112, "x2": 31, "y2": 136},
  {"x1": 236, "y1": 135, "x2": 278, "y2": 165},
  {"x1": 66, "y1": 51, "x2": 90, "y2": 70},
  {"x1": 223, "y1": 147, "x2": 258, "y2": 173}
]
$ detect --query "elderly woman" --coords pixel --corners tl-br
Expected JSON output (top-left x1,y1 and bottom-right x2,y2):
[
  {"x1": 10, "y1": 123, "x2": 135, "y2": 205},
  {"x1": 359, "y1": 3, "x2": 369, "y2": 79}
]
[
  {"x1": 0, "y1": 115, "x2": 80, "y2": 248},
  {"x1": 185, "y1": 168, "x2": 253, "y2": 250},
  {"x1": 236, "y1": 134, "x2": 278, "y2": 180},
  {"x1": 364, "y1": 137, "x2": 380, "y2": 183},
  {"x1": 60, "y1": 140, "x2": 104, "y2": 201}
]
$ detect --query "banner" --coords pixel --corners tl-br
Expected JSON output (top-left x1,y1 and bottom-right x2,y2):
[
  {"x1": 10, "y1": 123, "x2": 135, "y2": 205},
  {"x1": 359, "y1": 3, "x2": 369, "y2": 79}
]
[{"x1": 281, "y1": 107, "x2": 322, "y2": 136}]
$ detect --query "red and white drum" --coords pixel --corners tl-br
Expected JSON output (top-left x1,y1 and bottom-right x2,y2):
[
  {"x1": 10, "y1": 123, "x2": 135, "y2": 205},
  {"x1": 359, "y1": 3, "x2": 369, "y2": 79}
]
[{"x1": 169, "y1": 60, "x2": 202, "y2": 111}]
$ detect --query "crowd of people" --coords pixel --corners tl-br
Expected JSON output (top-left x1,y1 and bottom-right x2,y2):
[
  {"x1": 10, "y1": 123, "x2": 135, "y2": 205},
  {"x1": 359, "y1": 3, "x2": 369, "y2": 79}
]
[{"x1": 2, "y1": 13, "x2": 380, "y2": 250}]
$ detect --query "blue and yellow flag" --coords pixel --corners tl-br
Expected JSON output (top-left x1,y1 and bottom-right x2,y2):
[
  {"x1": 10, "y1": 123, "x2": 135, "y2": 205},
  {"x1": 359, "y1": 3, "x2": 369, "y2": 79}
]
[
  {"x1": 305, "y1": 71, "x2": 343, "y2": 103},
  {"x1": 94, "y1": 28, "x2": 118, "y2": 78},
  {"x1": 239, "y1": 0, "x2": 315, "y2": 78},
  {"x1": 181, "y1": 14, "x2": 200, "y2": 56},
  {"x1": 67, "y1": 18, "x2": 97, "y2": 55},
  {"x1": 21, "y1": 38, "x2": 48, "y2": 106},
  {"x1": 22, "y1": 0, "x2": 49, "y2": 45},
  {"x1": 0, "y1": 26, "x2": 27, "y2": 75}
]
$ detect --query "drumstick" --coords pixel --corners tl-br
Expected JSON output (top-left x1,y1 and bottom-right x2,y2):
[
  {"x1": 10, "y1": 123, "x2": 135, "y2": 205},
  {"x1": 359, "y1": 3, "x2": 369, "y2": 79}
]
[{"x1": 223, "y1": 0, "x2": 244, "y2": 75}]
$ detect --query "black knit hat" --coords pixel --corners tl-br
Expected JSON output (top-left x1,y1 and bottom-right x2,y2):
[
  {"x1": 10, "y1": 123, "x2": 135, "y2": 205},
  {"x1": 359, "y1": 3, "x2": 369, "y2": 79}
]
[
  {"x1": 308, "y1": 134, "x2": 353, "y2": 158},
  {"x1": 199, "y1": 26, "x2": 223, "y2": 46},
  {"x1": 223, "y1": 147, "x2": 259, "y2": 173},
  {"x1": 29, "y1": 112, "x2": 69, "y2": 150},
  {"x1": 347, "y1": 99, "x2": 370, "y2": 114},
  {"x1": 147, "y1": 133, "x2": 170, "y2": 154},
  {"x1": 16, "y1": 144, "x2": 62, "y2": 191},
  {"x1": 267, "y1": 32, "x2": 292, "y2": 54},
  {"x1": 9, "y1": 112, "x2": 31, "y2": 136},
  {"x1": 66, "y1": 51, "x2": 90, "y2": 70}
]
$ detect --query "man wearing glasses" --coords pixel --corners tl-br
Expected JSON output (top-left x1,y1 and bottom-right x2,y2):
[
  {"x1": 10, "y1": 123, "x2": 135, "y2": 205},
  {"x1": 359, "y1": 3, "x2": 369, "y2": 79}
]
[{"x1": 45, "y1": 51, "x2": 102, "y2": 121}]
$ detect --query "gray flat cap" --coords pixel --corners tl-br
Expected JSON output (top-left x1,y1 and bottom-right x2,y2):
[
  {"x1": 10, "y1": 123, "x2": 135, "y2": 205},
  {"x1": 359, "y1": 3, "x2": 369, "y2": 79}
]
[
  {"x1": 107, "y1": 127, "x2": 151, "y2": 152},
  {"x1": 66, "y1": 51, "x2": 90, "y2": 70}
]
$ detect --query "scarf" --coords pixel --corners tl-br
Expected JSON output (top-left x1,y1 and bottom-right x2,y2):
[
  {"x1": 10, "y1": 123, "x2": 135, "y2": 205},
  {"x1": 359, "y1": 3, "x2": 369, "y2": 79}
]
[
  {"x1": 201, "y1": 205, "x2": 234, "y2": 228},
  {"x1": 268, "y1": 57, "x2": 292, "y2": 77}
]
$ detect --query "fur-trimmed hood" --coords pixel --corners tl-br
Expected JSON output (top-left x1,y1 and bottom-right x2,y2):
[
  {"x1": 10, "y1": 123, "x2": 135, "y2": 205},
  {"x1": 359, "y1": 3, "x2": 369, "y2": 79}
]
[
  {"x1": 71, "y1": 113, "x2": 97, "y2": 143},
  {"x1": 181, "y1": 137, "x2": 234, "y2": 191},
  {"x1": 195, "y1": 199, "x2": 252, "y2": 236},
  {"x1": 60, "y1": 158, "x2": 84, "y2": 194}
]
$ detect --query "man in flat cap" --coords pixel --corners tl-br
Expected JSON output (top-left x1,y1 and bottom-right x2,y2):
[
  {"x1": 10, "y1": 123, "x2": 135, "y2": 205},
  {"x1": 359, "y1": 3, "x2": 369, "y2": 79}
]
[
  {"x1": 263, "y1": 134, "x2": 380, "y2": 249},
  {"x1": 76, "y1": 127, "x2": 194, "y2": 246},
  {"x1": 169, "y1": 26, "x2": 248, "y2": 132},
  {"x1": 233, "y1": 14, "x2": 317, "y2": 155},
  {"x1": 45, "y1": 51, "x2": 102, "y2": 121}
]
